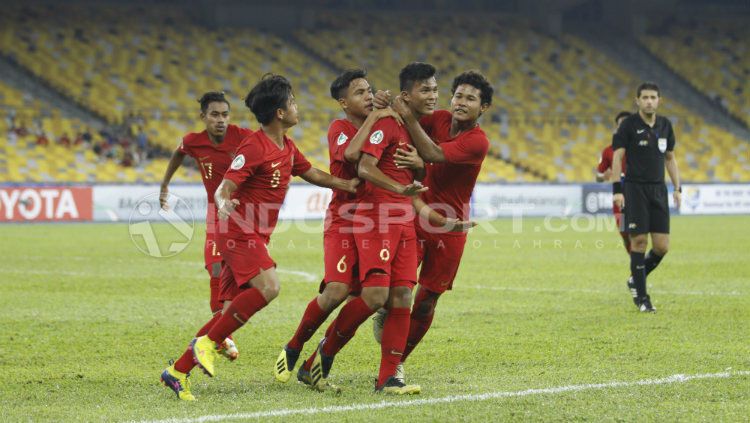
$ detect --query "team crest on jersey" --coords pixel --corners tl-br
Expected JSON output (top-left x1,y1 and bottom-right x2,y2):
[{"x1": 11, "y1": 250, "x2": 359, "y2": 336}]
[
  {"x1": 230, "y1": 154, "x2": 245, "y2": 170},
  {"x1": 336, "y1": 132, "x2": 348, "y2": 146},
  {"x1": 658, "y1": 138, "x2": 667, "y2": 153},
  {"x1": 369, "y1": 130, "x2": 384, "y2": 145}
]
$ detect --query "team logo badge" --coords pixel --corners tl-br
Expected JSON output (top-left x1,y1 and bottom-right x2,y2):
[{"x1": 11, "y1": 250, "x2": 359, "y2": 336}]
[
  {"x1": 336, "y1": 132, "x2": 348, "y2": 146},
  {"x1": 369, "y1": 130, "x2": 384, "y2": 145},
  {"x1": 230, "y1": 154, "x2": 245, "y2": 170},
  {"x1": 658, "y1": 138, "x2": 667, "y2": 153}
]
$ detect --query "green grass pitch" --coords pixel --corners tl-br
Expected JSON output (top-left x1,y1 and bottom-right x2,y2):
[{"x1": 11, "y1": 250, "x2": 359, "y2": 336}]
[{"x1": 1, "y1": 216, "x2": 748, "y2": 421}]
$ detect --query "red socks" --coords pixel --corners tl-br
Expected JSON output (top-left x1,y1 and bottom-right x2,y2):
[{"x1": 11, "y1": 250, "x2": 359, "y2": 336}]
[
  {"x1": 287, "y1": 297, "x2": 330, "y2": 351},
  {"x1": 321, "y1": 296, "x2": 374, "y2": 357},
  {"x1": 378, "y1": 307, "x2": 410, "y2": 387},
  {"x1": 209, "y1": 275, "x2": 222, "y2": 313},
  {"x1": 207, "y1": 288, "x2": 267, "y2": 344}
]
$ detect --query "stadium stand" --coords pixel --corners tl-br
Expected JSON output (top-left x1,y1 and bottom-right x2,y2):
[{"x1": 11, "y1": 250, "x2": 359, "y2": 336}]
[
  {"x1": 0, "y1": 5, "x2": 747, "y2": 183},
  {"x1": 641, "y1": 17, "x2": 749, "y2": 126}
]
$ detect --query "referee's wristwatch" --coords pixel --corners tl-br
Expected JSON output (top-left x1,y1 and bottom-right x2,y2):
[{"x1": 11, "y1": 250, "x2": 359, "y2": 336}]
[{"x1": 676, "y1": 186, "x2": 682, "y2": 193}]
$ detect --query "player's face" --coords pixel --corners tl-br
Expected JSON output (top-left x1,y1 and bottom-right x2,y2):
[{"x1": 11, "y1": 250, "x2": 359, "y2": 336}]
[
  {"x1": 343, "y1": 78, "x2": 373, "y2": 118},
  {"x1": 201, "y1": 102, "x2": 229, "y2": 139},
  {"x1": 450, "y1": 84, "x2": 487, "y2": 123},
  {"x1": 403, "y1": 77, "x2": 438, "y2": 116},
  {"x1": 636, "y1": 90, "x2": 660, "y2": 115},
  {"x1": 279, "y1": 94, "x2": 299, "y2": 127}
]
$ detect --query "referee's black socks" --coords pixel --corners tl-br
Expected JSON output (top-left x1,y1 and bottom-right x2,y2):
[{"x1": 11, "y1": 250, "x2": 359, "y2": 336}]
[
  {"x1": 644, "y1": 249, "x2": 664, "y2": 275},
  {"x1": 630, "y1": 251, "x2": 647, "y2": 297}
]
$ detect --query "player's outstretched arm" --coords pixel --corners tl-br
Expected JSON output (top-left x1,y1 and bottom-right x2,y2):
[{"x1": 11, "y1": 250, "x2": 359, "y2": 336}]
[
  {"x1": 358, "y1": 153, "x2": 428, "y2": 196},
  {"x1": 214, "y1": 179, "x2": 239, "y2": 220},
  {"x1": 611, "y1": 147, "x2": 626, "y2": 209},
  {"x1": 666, "y1": 151, "x2": 681, "y2": 209},
  {"x1": 159, "y1": 148, "x2": 186, "y2": 210},
  {"x1": 299, "y1": 167, "x2": 359, "y2": 194},
  {"x1": 412, "y1": 197, "x2": 476, "y2": 232},
  {"x1": 392, "y1": 96, "x2": 445, "y2": 163},
  {"x1": 344, "y1": 108, "x2": 403, "y2": 163}
]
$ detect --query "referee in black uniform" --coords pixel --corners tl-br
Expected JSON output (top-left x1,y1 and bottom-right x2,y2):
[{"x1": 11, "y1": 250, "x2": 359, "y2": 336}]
[{"x1": 611, "y1": 82, "x2": 681, "y2": 312}]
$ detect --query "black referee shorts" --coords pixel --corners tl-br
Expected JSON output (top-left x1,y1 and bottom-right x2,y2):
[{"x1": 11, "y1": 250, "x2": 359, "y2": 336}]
[{"x1": 624, "y1": 182, "x2": 670, "y2": 234}]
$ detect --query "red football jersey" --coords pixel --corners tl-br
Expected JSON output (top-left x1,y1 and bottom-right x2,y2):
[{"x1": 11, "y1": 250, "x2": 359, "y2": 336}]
[
  {"x1": 418, "y1": 110, "x2": 489, "y2": 221},
  {"x1": 179, "y1": 124, "x2": 253, "y2": 205},
  {"x1": 221, "y1": 130, "x2": 312, "y2": 241},
  {"x1": 597, "y1": 145, "x2": 627, "y2": 178},
  {"x1": 359, "y1": 117, "x2": 415, "y2": 208},
  {"x1": 325, "y1": 119, "x2": 360, "y2": 227}
]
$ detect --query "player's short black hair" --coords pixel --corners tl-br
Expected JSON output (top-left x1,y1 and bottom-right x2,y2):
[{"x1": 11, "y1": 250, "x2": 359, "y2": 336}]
[
  {"x1": 451, "y1": 70, "x2": 493, "y2": 106},
  {"x1": 637, "y1": 82, "x2": 660, "y2": 97},
  {"x1": 198, "y1": 91, "x2": 230, "y2": 113},
  {"x1": 330, "y1": 69, "x2": 368, "y2": 100},
  {"x1": 614, "y1": 111, "x2": 631, "y2": 123},
  {"x1": 244, "y1": 74, "x2": 293, "y2": 125},
  {"x1": 399, "y1": 62, "x2": 436, "y2": 92}
]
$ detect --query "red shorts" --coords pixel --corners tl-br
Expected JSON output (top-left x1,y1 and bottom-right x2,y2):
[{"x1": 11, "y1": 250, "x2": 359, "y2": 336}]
[
  {"x1": 204, "y1": 231, "x2": 223, "y2": 270},
  {"x1": 416, "y1": 224, "x2": 467, "y2": 294},
  {"x1": 320, "y1": 227, "x2": 361, "y2": 295},
  {"x1": 217, "y1": 233, "x2": 276, "y2": 302},
  {"x1": 354, "y1": 222, "x2": 417, "y2": 289}
]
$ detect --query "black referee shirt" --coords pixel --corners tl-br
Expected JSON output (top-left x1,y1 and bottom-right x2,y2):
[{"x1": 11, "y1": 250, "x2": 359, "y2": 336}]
[{"x1": 612, "y1": 113, "x2": 675, "y2": 184}]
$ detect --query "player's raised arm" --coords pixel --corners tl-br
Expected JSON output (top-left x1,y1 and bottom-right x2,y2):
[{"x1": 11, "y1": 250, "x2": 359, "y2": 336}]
[
  {"x1": 344, "y1": 108, "x2": 403, "y2": 163},
  {"x1": 159, "y1": 147, "x2": 186, "y2": 209},
  {"x1": 358, "y1": 153, "x2": 427, "y2": 196},
  {"x1": 299, "y1": 167, "x2": 359, "y2": 194},
  {"x1": 391, "y1": 96, "x2": 445, "y2": 163}
]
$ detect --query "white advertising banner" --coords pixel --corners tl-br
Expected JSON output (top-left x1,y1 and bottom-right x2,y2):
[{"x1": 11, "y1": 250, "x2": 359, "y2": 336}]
[
  {"x1": 471, "y1": 184, "x2": 582, "y2": 217},
  {"x1": 680, "y1": 184, "x2": 750, "y2": 215},
  {"x1": 92, "y1": 184, "x2": 331, "y2": 222}
]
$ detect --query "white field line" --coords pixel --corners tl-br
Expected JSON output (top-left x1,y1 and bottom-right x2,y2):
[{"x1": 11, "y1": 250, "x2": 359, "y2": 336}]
[
  {"x1": 139, "y1": 370, "x2": 750, "y2": 423},
  {"x1": 1, "y1": 266, "x2": 743, "y2": 297}
]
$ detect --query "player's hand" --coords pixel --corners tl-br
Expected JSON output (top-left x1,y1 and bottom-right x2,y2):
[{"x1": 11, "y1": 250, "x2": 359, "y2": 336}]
[
  {"x1": 391, "y1": 96, "x2": 415, "y2": 123},
  {"x1": 401, "y1": 181, "x2": 429, "y2": 197},
  {"x1": 673, "y1": 190, "x2": 681, "y2": 210},
  {"x1": 344, "y1": 177, "x2": 360, "y2": 194},
  {"x1": 217, "y1": 198, "x2": 240, "y2": 220},
  {"x1": 376, "y1": 107, "x2": 404, "y2": 126},
  {"x1": 613, "y1": 193, "x2": 625, "y2": 209},
  {"x1": 443, "y1": 218, "x2": 477, "y2": 232},
  {"x1": 159, "y1": 185, "x2": 169, "y2": 210},
  {"x1": 395, "y1": 144, "x2": 424, "y2": 169},
  {"x1": 372, "y1": 90, "x2": 391, "y2": 109}
]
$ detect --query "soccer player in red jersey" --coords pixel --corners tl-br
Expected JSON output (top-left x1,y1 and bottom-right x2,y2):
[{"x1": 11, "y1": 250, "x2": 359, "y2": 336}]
[
  {"x1": 159, "y1": 91, "x2": 251, "y2": 359},
  {"x1": 297, "y1": 63, "x2": 436, "y2": 395},
  {"x1": 596, "y1": 111, "x2": 631, "y2": 254},
  {"x1": 160, "y1": 74, "x2": 359, "y2": 401},
  {"x1": 371, "y1": 70, "x2": 493, "y2": 384},
  {"x1": 274, "y1": 69, "x2": 404, "y2": 384}
]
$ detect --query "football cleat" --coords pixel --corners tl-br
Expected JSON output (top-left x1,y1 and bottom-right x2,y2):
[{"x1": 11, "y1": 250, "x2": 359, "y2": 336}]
[
  {"x1": 298, "y1": 358, "x2": 340, "y2": 393},
  {"x1": 191, "y1": 335, "x2": 219, "y2": 377},
  {"x1": 219, "y1": 338, "x2": 239, "y2": 361},
  {"x1": 274, "y1": 345, "x2": 300, "y2": 383},
  {"x1": 309, "y1": 340, "x2": 335, "y2": 391},
  {"x1": 372, "y1": 309, "x2": 387, "y2": 344},
  {"x1": 626, "y1": 277, "x2": 638, "y2": 305},
  {"x1": 160, "y1": 365, "x2": 196, "y2": 401},
  {"x1": 394, "y1": 363, "x2": 405, "y2": 384},
  {"x1": 376, "y1": 376, "x2": 421, "y2": 395},
  {"x1": 636, "y1": 295, "x2": 656, "y2": 313}
]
